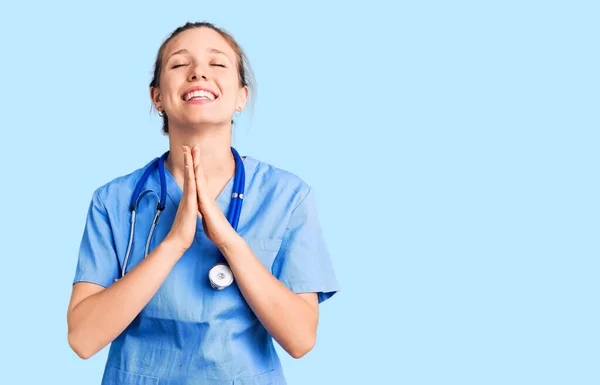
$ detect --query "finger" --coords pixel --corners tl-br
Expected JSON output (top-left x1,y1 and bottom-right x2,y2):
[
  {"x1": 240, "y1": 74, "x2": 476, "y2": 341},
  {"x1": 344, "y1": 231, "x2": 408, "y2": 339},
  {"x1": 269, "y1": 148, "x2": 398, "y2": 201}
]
[
  {"x1": 183, "y1": 146, "x2": 197, "y2": 203},
  {"x1": 191, "y1": 144, "x2": 201, "y2": 171},
  {"x1": 190, "y1": 146, "x2": 204, "y2": 216},
  {"x1": 194, "y1": 148, "x2": 206, "y2": 198},
  {"x1": 180, "y1": 146, "x2": 188, "y2": 209},
  {"x1": 191, "y1": 145, "x2": 201, "y2": 186},
  {"x1": 192, "y1": 146, "x2": 207, "y2": 198}
]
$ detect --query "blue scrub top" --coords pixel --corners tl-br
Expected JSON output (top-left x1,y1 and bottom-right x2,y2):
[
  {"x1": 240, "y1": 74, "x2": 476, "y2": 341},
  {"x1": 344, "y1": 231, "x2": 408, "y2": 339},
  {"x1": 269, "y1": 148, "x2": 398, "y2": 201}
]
[{"x1": 72, "y1": 155, "x2": 339, "y2": 385}]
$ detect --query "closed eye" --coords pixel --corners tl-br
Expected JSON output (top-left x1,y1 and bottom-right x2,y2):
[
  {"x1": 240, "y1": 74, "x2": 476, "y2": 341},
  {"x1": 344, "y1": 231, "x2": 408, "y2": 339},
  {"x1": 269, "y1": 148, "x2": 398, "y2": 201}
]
[
  {"x1": 171, "y1": 63, "x2": 188, "y2": 69},
  {"x1": 211, "y1": 63, "x2": 226, "y2": 68}
]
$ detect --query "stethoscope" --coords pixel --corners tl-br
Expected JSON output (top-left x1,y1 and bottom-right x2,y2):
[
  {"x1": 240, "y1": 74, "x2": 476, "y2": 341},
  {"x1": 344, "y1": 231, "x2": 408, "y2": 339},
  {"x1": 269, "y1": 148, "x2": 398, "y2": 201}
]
[{"x1": 115, "y1": 147, "x2": 245, "y2": 290}]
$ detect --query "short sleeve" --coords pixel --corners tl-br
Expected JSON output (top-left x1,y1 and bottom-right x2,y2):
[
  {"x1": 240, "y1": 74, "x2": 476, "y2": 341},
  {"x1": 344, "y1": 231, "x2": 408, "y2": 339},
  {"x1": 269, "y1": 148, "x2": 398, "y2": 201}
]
[
  {"x1": 271, "y1": 187, "x2": 340, "y2": 303},
  {"x1": 72, "y1": 189, "x2": 120, "y2": 288}
]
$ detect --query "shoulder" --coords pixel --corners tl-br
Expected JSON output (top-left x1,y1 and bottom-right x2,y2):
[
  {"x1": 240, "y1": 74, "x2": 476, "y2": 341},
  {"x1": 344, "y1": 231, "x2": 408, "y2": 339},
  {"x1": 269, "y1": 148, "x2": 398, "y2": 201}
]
[
  {"x1": 90, "y1": 157, "x2": 159, "y2": 208},
  {"x1": 246, "y1": 156, "x2": 312, "y2": 209}
]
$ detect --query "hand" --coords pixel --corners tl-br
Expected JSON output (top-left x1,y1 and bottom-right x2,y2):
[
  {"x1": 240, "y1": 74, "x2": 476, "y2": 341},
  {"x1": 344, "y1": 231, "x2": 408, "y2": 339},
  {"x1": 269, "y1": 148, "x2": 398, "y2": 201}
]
[
  {"x1": 191, "y1": 145, "x2": 238, "y2": 249},
  {"x1": 164, "y1": 146, "x2": 199, "y2": 253}
]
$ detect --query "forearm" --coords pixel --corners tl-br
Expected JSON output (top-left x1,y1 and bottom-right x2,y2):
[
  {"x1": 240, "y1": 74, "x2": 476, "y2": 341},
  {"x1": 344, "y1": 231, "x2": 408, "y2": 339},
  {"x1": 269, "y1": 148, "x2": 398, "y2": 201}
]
[
  {"x1": 220, "y1": 235, "x2": 318, "y2": 358},
  {"x1": 67, "y1": 239, "x2": 184, "y2": 359}
]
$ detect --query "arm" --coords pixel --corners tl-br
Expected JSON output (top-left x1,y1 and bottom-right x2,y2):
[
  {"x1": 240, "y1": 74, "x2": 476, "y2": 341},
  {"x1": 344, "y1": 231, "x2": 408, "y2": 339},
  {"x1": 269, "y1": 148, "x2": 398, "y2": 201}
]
[
  {"x1": 191, "y1": 147, "x2": 331, "y2": 359},
  {"x1": 68, "y1": 146, "x2": 200, "y2": 359},
  {"x1": 67, "y1": 240, "x2": 184, "y2": 359},
  {"x1": 221, "y1": 236, "x2": 319, "y2": 359}
]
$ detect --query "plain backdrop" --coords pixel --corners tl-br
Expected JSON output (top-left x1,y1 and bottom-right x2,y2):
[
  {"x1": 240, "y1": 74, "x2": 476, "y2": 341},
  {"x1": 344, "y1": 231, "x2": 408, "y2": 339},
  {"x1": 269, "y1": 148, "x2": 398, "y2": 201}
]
[{"x1": 0, "y1": 1, "x2": 598, "y2": 384}]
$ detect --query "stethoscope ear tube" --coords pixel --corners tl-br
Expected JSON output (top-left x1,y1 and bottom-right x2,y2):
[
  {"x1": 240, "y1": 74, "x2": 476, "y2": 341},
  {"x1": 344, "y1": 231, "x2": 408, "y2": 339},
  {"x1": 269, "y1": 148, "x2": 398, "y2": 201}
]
[
  {"x1": 117, "y1": 153, "x2": 168, "y2": 282},
  {"x1": 117, "y1": 193, "x2": 162, "y2": 282},
  {"x1": 144, "y1": 204, "x2": 163, "y2": 260}
]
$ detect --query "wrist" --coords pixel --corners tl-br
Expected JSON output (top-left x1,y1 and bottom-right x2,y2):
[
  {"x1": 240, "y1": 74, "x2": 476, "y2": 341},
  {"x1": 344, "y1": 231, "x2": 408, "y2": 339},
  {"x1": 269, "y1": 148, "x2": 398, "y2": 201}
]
[
  {"x1": 217, "y1": 231, "x2": 245, "y2": 256},
  {"x1": 161, "y1": 235, "x2": 189, "y2": 260}
]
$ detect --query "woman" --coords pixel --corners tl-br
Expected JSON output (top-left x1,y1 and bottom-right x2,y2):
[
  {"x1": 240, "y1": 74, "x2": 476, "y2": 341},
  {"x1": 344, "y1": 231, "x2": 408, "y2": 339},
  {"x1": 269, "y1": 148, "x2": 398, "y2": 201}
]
[{"x1": 67, "y1": 22, "x2": 339, "y2": 385}]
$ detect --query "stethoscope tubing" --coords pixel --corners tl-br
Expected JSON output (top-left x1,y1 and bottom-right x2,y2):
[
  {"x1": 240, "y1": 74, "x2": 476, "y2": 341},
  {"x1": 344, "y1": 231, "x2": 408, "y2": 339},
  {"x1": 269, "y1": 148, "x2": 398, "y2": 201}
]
[{"x1": 117, "y1": 149, "x2": 244, "y2": 287}]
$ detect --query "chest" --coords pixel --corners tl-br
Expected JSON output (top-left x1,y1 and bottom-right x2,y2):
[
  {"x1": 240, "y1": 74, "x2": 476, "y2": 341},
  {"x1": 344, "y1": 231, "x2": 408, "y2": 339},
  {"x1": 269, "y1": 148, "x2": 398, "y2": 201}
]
[{"x1": 119, "y1": 202, "x2": 284, "y2": 323}]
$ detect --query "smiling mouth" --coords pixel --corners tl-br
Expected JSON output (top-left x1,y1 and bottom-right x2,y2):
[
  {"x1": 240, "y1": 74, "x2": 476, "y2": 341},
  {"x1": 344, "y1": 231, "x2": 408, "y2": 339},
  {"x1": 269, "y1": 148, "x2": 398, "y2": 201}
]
[{"x1": 182, "y1": 89, "x2": 218, "y2": 102}]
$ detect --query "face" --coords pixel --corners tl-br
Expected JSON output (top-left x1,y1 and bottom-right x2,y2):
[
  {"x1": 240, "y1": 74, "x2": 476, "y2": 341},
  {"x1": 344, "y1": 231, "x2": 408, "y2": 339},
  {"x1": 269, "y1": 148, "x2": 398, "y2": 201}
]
[{"x1": 151, "y1": 27, "x2": 248, "y2": 128}]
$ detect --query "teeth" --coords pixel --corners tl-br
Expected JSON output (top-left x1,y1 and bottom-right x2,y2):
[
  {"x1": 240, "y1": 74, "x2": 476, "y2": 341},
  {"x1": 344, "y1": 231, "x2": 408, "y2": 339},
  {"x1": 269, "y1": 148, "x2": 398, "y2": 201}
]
[{"x1": 184, "y1": 90, "x2": 216, "y2": 101}]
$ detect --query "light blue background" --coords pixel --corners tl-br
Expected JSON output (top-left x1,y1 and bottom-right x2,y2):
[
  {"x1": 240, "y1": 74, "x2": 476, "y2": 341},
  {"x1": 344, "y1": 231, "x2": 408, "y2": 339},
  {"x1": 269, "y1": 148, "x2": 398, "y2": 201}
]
[{"x1": 1, "y1": 1, "x2": 598, "y2": 384}]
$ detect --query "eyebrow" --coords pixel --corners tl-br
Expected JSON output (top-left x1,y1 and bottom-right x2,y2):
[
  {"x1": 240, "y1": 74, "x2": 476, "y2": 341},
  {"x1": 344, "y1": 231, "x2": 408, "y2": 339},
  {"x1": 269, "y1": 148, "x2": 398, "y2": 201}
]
[
  {"x1": 207, "y1": 48, "x2": 230, "y2": 60},
  {"x1": 166, "y1": 49, "x2": 189, "y2": 61},
  {"x1": 166, "y1": 48, "x2": 232, "y2": 63}
]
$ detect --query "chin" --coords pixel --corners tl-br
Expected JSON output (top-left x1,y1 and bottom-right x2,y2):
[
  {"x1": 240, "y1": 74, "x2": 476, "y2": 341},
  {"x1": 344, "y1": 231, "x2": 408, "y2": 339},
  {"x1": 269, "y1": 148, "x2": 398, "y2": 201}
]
[{"x1": 183, "y1": 116, "x2": 228, "y2": 128}]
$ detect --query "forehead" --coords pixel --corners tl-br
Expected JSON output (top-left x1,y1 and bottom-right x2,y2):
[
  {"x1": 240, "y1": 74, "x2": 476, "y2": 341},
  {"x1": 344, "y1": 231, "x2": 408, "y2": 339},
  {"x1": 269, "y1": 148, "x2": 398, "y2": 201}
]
[{"x1": 163, "y1": 27, "x2": 236, "y2": 59}]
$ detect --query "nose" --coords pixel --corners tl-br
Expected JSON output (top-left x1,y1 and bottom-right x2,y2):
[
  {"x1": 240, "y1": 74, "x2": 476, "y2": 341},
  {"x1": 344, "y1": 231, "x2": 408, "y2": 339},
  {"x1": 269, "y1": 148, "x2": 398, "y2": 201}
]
[{"x1": 188, "y1": 63, "x2": 208, "y2": 82}]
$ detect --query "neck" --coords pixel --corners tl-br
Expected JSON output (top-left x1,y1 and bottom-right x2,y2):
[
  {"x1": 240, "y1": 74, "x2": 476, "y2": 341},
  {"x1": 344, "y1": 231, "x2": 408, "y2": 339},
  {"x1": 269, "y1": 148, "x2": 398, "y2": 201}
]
[{"x1": 165, "y1": 124, "x2": 235, "y2": 199}]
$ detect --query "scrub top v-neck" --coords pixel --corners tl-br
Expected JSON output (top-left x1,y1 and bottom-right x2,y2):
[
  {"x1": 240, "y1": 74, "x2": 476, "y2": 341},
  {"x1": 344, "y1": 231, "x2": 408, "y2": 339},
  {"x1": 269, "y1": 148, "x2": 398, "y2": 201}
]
[{"x1": 161, "y1": 156, "x2": 249, "y2": 234}]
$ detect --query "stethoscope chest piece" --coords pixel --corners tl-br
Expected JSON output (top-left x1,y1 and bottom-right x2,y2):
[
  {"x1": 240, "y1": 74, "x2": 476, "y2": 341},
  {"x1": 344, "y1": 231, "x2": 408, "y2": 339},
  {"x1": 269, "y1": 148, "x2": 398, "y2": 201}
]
[{"x1": 208, "y1": 263, "x2": 234, "y2": 290}]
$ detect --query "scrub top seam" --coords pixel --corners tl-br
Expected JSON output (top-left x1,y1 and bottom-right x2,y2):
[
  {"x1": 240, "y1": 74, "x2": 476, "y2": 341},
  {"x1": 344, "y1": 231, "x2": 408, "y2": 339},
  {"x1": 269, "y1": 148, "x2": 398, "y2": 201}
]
[
  {"x1": 93, "y1": 187, "x2": 120, "y2": 261},
  {"x1": 287, "y1": 186, "x2": 312, "y2": 228}
]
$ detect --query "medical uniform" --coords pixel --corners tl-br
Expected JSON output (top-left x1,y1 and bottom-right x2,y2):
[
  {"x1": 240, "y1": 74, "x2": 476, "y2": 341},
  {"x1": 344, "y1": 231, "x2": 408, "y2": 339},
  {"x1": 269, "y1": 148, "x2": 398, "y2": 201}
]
[{"x1": 72, "y1": 154, "x2": 339, "y2": 385}]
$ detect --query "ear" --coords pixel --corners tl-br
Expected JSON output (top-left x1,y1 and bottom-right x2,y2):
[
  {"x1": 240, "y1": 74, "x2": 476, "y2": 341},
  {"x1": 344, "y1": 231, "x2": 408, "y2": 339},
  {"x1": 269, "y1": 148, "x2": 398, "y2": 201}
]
[
  {"x1": 150, "y1": 87, "x2": 162, "y2": 109},
  {"x1": 236, "y1": 85, "x2": 249, "y2": 111}
]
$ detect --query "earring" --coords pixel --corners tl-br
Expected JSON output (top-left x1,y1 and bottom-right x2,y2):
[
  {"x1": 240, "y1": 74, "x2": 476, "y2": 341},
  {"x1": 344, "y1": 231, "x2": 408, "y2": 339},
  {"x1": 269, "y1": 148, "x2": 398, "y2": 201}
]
[{"x1": 158, "y1": 107, "x2": 165, "y2": 117}]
